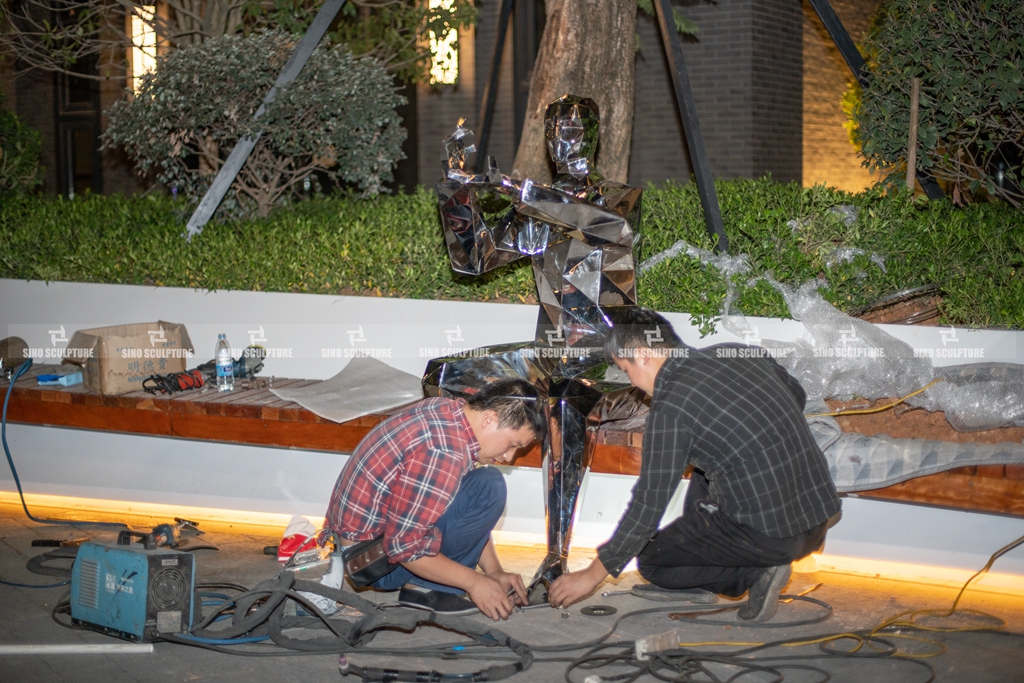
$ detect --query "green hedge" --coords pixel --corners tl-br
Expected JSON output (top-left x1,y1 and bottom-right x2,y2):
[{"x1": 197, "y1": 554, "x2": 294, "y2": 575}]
[{"x1": 2, "y1": 179, "x2": 1022, "y2": 332}]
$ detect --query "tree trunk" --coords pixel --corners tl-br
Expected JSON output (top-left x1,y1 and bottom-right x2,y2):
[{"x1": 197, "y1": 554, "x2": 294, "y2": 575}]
[{"x1": 510, "y1": 0, "x2": 636, "y2": 184}]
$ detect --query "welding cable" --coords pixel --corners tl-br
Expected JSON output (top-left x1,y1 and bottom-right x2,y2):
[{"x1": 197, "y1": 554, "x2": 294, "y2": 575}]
[
  {"x1": 0, "y1": 577, "x2": 71, "y2": 588},
  {"x1": 560, "y1": 629, "x2": 935, "y2": 683},
  {"x1": 558, "y1": 533, "x2": 1024, "y2": 682},
  {"x1": 157, "y1": 635, "x2": 318, "y2": 656},
  {"x1": 120, "y1": 532, "x2": 1021, "y2": 681},
  {"x1": 805, "y1": 378, "x2": 944, "y2": 418},
  {"x1": 196, "y1": 581, "x2": 250, "y2": 593},
  {"x1": 174, "y1": 574, "x2": 537, "y2": 680},
  {"x1": 514, "y1": 595, "x2": 832, "y2": 658},
  {"x1": 50, "y1": 599, "x2": 78, "y2": 630},
  {"x1": 174, "y1": 634, "x2": 270, "y2": 645},
  {"x1": 562, "y1": 640, "x2": 833, "y2": 683},
  {"x1": 198, "y1": 592, "x2": 233, "y2": 601},
  {"x1": 2, "y1": 360, "x2": 125, "y2": 529}
]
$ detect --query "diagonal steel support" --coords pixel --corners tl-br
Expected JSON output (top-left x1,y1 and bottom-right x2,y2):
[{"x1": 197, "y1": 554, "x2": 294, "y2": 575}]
[
  {"x1": 807, "y1": 0, "x2": 943, "y2": 199},
  {"x1": 653, "y1": 0, "x2": 729, "y2": 254},
  {"x1": 807, "y1": 0, "x2": 868, "y2": 88},
  {"x1": 474, "y1": 0, "x2": 514, "y2": 172},
  {"x1": 185, "y1": 0, "x2": 347, "y2": 237}
]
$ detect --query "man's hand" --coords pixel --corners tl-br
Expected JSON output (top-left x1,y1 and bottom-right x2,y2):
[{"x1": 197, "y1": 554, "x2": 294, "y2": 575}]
[
  {"x1": 487, "y1": 569, "x2": 528, "y2": 606},
  {"x1": 466, "y1": 574, "x2": 517, "y2": 620},
  {"x1": 547, "y1": 559, "x2": 609, "y2": 608}
]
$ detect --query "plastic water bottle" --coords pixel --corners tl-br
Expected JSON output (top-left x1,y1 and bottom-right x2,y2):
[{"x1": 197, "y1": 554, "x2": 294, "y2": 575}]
[{"x1": 215, "y1": 334, "x2": 234, "y2": 392}]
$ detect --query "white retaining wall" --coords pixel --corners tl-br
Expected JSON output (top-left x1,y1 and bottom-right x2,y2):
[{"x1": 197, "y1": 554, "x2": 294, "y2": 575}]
[{"x1": 2, "y1": 279, "x2": 1023, "y2": 582}]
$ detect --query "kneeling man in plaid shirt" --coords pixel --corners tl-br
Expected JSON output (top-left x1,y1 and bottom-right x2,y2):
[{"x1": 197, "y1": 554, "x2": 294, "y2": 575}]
[{"x1": 325, "y1": 378, "x2": 543, "y2": 620}]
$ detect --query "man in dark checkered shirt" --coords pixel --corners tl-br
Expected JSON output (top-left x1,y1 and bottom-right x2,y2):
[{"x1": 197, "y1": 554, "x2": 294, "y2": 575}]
[{"x1": 549, "y1": 308, "x2": 841, "y2": 622}]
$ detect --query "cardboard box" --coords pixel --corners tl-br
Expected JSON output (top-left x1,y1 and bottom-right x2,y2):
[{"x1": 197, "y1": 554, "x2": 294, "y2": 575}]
[{"x1": 63, "y1": 322, "x2": 194, "y2": 395}]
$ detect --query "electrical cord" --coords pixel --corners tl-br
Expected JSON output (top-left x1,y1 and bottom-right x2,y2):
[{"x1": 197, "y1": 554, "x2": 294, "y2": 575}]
[
  {"x1": 552, "y1": 532, "x2": 1024, "y2": 683},
  {"x1": 805, "y1": 378, "x2": 944, "y2": 418},
  {"x1": 2, "y1": 359, "x2": 125, "y2": 529},
  {"x1": 34, "y1": 517, "x2": 1024, "y2": 683},
  {"x1": 142, "y1": 370, "x2": 204, "y2": 395},
  {"x1": 40, "y1": 522, "x2": 1022, "y2": 682}
]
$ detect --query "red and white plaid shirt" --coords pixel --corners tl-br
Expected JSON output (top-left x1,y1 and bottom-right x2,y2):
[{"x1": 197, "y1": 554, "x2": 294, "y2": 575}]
[{"x1": 325, "y1": 397, "x2": 479, "y2": 563}]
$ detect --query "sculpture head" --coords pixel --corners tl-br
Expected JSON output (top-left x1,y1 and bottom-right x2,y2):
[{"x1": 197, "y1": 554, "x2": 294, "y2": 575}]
[{"x1": 545, "y1": 95, "x2": 599, "y2": 178}]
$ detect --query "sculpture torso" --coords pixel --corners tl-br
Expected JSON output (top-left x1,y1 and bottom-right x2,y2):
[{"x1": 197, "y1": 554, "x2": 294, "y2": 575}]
[
  {"x1": 435, "y1": 95, "x2": 642, "y2": 348},
  {"x1": 525, "y1": 175, "x2": 642, "y2": 347}
]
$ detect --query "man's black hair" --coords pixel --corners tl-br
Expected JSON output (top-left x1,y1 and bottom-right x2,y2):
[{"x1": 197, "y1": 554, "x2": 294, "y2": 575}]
[
  {"x1": 466, "y1": 378, "x2": 546, "y2": 439},
  {"x1": 604, "y1": 307, "x2": 683, "y2": 360}
]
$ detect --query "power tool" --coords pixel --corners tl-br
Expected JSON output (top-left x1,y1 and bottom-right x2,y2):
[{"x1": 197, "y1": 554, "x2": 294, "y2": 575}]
[{"x1": 70, "y1": 531, "x2": 195, "y2": 642}]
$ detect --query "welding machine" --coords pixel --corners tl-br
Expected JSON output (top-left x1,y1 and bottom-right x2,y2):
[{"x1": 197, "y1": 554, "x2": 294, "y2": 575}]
[{"x1": 70, "y1": 531, "x2": 196, "y2": 642}]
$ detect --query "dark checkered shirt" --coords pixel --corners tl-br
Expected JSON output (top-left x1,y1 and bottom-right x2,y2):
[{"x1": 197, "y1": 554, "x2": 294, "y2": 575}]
[
  {"x1": 597, "y1": 346, "x2": 841, "y2": 577},
  {"x1": 326, "y1": 397, "x2": 479, "y2": 563}
]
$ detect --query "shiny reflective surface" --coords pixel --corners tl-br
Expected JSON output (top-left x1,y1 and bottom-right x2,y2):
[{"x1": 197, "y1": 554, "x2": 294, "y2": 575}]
[{"x1": 426, "y1": 96, "x2": 648, "y2": 589}]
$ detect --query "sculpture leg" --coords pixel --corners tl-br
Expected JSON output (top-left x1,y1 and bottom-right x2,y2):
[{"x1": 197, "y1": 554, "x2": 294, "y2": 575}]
[
  {"x1": 530, "y1": 371, "x2": 598, "y2": 588},
  {"x1": 530, "y1": 359, "x2": 648, "y2": 591},
  {"x1": 423, "y1": 345, "x2": 646, "y2": 595}
]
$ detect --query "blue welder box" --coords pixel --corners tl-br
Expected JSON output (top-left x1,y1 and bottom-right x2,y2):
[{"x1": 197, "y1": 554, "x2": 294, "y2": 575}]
[{"x1": 70, "y1": 541, "x2": 195, "y2": 642}]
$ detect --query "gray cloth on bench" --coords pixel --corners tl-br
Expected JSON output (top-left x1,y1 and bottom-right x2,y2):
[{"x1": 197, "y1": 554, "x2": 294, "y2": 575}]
[
  {"x1": 269, "y1": 357, "x2": 424, "y2": 424},
  {"x1": 806, "y1": 398, "x2": 1024, "y2": 492}
]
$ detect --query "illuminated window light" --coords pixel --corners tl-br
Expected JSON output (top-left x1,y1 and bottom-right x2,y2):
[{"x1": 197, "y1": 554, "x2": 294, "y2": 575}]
[
  {"x1": 428, "y1": 0, "x2": 458, "y2": 85},
  {"x1": 130, "y1": 6, "x2": 157, "y2": 93}
]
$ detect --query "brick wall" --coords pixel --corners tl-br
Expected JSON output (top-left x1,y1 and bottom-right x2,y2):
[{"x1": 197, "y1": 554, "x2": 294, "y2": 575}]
[
  {"x1": 627, "y1": 11, "x2": 693, "y2": 185},
  {"x1": 472, "y1": 1, "x2": 518, "y2": 174},
  {"x1": 416, "y1": 21, "x2": 493, "y2": 186},
  {"x1": 801, "y1": 0, "x2": 881, "y2": 192},
  {"x1": 445, "y1": 0, "x2": 875, "y2": 192},
  {"x1": 6, "y1": 64, "x2": 141, "y2": 196},
  {"x1": 752, "y1": 0, "x2": 803, "y2": 182},
  {"x1": 14, "y1": 70, "x2": 58, "y2": 193},
  {"x1": 628, "y1": 0, "x2": 803, "y2": 186},
  {"x1": 98, "y1": 77, "x2": 143, "y2": 196},
  {"x1": 1, "y1": 1, "x2": 877, "y2": 198}
]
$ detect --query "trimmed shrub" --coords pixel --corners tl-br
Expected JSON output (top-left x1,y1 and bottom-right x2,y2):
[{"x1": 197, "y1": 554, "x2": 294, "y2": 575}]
[
  {"x1": 848, "y1": 0, "x2": 1024, "y2": 206},
  {"x1": 102, "y1": 31, "x2": 406, "y2": 219},
  {"x1": 1, "y1": 180, "x2": 1022, "y2": 332}
]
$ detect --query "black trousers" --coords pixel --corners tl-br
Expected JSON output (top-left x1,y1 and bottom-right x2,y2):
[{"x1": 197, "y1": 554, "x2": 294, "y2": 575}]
[{"x1": 637, "y1": 471, "x2": 827, "y2": 597}]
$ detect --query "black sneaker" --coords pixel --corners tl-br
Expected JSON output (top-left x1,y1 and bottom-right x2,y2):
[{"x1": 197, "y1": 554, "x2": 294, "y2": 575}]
[
  {"x1": 630, "y1": 584, "x2": 719, "y2": 604},
  {"x1": 397, "y1": 586, "x2": 479, "y2": 615},
  {"x1": 738, "y1": 564, "x2": 792, "y2": 622}
]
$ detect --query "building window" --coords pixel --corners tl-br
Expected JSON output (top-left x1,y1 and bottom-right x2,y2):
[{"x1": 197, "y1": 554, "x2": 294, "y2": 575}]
[
  {"x1": 428, "y1": 0, "x2": 458, "y2": 85},
  {"x1": 129, "y1": 6, "x2": 157, "y2": 93}
]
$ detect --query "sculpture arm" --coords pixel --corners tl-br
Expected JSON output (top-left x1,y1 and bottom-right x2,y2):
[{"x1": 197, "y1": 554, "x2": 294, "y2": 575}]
[
  {"x1": 515, "y1": 179, "x2": 633, "y2": 249},
  {"x1": 437, "y1": 123, "x2": 528, "y2": 276}
]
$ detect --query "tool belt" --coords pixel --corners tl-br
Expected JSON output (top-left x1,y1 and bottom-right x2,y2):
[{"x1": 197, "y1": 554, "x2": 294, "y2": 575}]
[{"x1": 342, "y1": 535, "x2": 397, "y2": 588}]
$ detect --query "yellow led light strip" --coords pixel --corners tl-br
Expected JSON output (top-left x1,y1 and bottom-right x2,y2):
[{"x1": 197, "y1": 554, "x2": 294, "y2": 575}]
[
  {"x1": 4, "y1": 492, "x2": 1022, "y2": 595},
  {"x1": 0, "y1": 491, "x2": 323, "y2": 536}
]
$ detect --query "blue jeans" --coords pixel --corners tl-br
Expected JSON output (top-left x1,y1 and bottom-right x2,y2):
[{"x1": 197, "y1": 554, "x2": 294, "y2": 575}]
[{"x1": 371, "y1": 466, "x2": 507, "y2": 595}]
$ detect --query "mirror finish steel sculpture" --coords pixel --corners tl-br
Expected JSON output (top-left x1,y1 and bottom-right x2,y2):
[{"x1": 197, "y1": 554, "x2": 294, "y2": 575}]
[{"x1": 423, "y1": 95, "x2": 647, "y2": 591}]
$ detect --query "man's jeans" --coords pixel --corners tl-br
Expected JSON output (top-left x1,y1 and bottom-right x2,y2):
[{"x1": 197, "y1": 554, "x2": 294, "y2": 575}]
[
  {"x1": 637, "y1": 471, "x2": 827, "y2": 597},
  {"x1": 372, "y1": 466, "x2": 506, "y2": 595}
]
